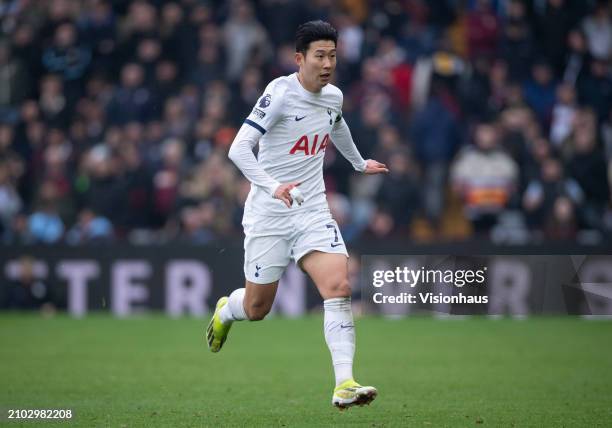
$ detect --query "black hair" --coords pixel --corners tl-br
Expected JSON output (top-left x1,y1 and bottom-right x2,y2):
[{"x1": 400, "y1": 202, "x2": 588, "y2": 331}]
[{"x1": 295, "y1": 20, "x2": 338, "y2": 55}]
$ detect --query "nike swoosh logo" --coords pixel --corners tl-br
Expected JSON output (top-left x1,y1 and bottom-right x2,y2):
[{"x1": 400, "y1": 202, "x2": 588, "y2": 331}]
[
  {"x1": 331, "y1": 243, "x2": 343, "y2": 248},
  {"x1": 295, "y1": 115, "x2": 306, "y2": 121},
  {"x1": 340, "y1": 324, "x2": 354, "y2": 329}
]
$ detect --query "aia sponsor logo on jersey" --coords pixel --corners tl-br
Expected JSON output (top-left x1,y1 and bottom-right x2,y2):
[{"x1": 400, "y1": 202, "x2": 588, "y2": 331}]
[{"x1": 289, "y1": 134, "x2": 330, "y2": 155}]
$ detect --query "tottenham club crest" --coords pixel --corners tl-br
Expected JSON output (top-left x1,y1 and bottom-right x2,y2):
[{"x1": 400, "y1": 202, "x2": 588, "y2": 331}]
[{"x1": 259, "y1": 94, "x2": 271, "y2": 108}]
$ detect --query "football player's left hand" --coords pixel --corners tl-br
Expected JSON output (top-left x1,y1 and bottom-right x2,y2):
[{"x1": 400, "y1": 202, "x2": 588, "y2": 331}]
[{"x1": 363, "y1": 159, "x2": 389, "y2": 174}]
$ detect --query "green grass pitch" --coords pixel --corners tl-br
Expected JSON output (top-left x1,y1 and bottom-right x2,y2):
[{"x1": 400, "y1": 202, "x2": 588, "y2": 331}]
[{"x1": 1, "y1": 314, "x2": 611, "y2": 427}]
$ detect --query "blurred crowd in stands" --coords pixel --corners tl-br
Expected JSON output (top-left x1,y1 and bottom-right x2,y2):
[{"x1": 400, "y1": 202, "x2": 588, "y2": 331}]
[{"x1": 0, "y1": 0, "x2": 611, "y2": 246}]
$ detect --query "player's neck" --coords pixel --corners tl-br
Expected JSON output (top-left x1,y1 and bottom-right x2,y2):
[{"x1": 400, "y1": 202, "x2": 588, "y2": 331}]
[{"x1": 297, "y1": 71, "x2": 322, "y2": 94}]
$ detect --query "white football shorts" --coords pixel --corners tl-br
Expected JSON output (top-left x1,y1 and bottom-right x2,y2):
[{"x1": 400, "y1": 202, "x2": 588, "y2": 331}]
[{"x1": 242, "y1": 208, "x2": 349, "y2": 284}]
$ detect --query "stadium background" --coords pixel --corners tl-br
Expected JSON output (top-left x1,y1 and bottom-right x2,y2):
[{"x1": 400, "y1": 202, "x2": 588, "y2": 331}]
[{"x1": 1, "y1": 1, "x2": 612, "y2": 426}]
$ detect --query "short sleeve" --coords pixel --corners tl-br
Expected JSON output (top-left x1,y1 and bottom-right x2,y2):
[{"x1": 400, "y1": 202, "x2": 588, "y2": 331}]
[{"x1": 244, "y1": 81, "x2": 286, "y2": 135}]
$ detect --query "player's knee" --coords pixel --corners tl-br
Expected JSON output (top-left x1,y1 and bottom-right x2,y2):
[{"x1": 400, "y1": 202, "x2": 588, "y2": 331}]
[
  {"x1": 327, "y1": 278, "x2": 351, "y2": 298},
  {"x1": 245, "y1": 300, "x2": 271, "y2": 321}
]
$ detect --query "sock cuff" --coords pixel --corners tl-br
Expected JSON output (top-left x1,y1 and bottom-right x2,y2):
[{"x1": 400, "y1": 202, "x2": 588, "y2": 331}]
[
  {"x1": 324, "y1": 297, "x2": 351, "y2": 312},
  {"x1": 228, "y1": 288, "x2": 247, "y2": 321}
]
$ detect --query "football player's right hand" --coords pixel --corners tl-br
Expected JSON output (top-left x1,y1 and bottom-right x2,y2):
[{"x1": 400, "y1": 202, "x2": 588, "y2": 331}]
[{"x1": 274, "y1": 182, "x2": 302, "y2": 208}]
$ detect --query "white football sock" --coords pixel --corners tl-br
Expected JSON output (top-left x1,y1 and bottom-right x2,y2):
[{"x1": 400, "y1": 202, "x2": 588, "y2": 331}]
[
  {"x1": 324, "y1": 297, "x2": 355, "y2": 386},
  {"x1": 219, "y1": 288, "x2": 247, "y2": 324}
]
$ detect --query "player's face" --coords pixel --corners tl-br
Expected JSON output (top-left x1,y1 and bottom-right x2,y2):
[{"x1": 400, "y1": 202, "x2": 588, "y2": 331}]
[{"x1": 296, "y1": 40, "x2": 337, "y2": 92}]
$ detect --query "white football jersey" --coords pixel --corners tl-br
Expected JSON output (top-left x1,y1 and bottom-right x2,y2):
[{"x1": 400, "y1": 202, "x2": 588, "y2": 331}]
[{"x1": 242, "y1": 73, "x2": 344, "y2": 216}]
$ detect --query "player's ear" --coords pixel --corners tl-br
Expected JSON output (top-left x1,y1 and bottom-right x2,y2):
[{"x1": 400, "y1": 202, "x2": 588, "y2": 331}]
[{"x1": 295, "y1": 51, "x2": 304, "y2": 67}]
